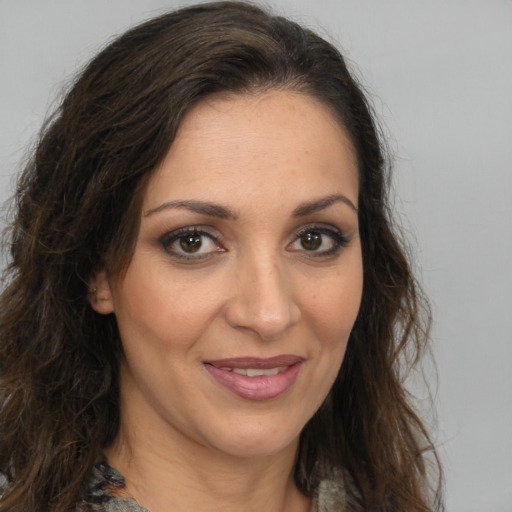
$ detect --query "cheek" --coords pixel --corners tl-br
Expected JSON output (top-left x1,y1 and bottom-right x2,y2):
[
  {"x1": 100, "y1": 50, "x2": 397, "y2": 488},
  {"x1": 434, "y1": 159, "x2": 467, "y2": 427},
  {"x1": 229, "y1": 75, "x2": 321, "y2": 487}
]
[
  {"x1": 305, "y1": 265, "x2": 363, "y2": 347},
  {"x1": 114, "y1": 263, "x2": 224, "y2": 353},
  {"x1": 297, "y1": 274, "x2": 361, "y2": 417}
]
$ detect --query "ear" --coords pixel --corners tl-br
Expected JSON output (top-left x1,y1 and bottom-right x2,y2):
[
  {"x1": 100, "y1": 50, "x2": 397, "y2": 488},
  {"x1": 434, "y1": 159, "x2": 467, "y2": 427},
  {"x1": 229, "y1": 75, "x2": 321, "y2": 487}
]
[{"x1": 87, "y1": 270, "x2": 115, "y2": 314}]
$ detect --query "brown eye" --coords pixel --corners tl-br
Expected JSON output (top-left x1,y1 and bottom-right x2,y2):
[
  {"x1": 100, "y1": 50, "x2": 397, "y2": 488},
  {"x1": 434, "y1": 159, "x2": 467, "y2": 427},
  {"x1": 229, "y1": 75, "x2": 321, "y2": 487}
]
[
  {"x1": 288, "y1": 226, "x2": 349, "y2": 258},
  {"x1": 179, "y1": 234, "x2": 202, "y2": 253},
  {"x1": 159, "y1": 228, "x2": 224, "y2": 261},
  {"x1": 300, "y1": 231, "x2": 322, "y2": 251}
]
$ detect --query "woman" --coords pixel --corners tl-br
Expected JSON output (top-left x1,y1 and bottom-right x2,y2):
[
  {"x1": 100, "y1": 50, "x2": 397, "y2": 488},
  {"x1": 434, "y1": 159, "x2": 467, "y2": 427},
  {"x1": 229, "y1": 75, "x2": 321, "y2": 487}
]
[{"x1": 0, "y1": 2, "x2": 443, "y2": 511}]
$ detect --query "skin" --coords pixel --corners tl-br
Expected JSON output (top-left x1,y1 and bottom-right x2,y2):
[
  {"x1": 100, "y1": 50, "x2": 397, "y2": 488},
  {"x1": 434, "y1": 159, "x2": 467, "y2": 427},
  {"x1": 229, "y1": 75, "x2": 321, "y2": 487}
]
[{"x1": 91, "y1": 90, "x2": 363, "y2": 512}]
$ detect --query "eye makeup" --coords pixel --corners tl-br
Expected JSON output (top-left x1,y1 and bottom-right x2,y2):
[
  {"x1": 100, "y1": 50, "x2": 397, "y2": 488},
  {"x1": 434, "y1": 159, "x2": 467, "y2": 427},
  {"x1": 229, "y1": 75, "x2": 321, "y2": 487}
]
[
  {"x1": 158, "y1": 226, "x2": 226, "y2": 262},
  {"x1": 157, "y1": 221, "x2": 351, "y2": 264},
  {"x1": 288, "y1": 224, "x2": 350, "y2": 259}
]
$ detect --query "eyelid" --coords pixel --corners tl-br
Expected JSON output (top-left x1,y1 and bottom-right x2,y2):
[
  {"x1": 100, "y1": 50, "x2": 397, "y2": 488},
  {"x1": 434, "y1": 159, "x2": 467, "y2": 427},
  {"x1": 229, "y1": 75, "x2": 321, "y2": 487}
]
[
  {"x1": 157, "y1": 222, "x2": 351, "y2": 263},
  {"x1": 294, "y1": 223, "x2": 346, "y2": 239},
  {"x1": 289, "y1": 223, "x2": 350, "y2": 257},
  {"x1": 158, "y1": 225, "x2": 226, "y2": 261}
]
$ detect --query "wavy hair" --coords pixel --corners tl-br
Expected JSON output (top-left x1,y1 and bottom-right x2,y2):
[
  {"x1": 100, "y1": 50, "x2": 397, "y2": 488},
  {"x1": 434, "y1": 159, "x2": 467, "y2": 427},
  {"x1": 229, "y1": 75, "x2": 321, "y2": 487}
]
[{"x1": 0, "y1": 2, "x2": 442, "y2": 511}]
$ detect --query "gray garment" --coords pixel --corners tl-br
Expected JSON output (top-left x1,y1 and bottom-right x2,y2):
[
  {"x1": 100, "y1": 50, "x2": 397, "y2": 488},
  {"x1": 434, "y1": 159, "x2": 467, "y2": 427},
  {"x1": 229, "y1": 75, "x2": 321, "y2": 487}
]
[{"x1": 81, "y1": 462, "x2": 346, "y2": 512}]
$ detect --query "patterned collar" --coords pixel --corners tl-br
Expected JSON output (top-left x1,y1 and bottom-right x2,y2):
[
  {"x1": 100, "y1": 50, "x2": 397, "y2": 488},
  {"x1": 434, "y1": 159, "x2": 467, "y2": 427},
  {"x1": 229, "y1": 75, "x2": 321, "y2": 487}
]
[{"x1": 82, "y1": 461, "x2": 346, "y2": 512}]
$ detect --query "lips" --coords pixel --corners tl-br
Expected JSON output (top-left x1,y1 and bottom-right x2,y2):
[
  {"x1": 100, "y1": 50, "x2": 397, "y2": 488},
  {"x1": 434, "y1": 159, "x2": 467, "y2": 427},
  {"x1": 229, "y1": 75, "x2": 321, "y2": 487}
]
[{"x1": 203, "y1": 355, "x2": 304, "y2": 401}]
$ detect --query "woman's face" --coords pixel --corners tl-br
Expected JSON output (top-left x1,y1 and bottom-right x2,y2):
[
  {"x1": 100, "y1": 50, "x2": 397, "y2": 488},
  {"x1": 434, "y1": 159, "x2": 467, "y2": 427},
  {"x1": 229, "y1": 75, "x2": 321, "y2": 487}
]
[{"x1": 93, "y1": 90, "x2": 363, "y2": 460}]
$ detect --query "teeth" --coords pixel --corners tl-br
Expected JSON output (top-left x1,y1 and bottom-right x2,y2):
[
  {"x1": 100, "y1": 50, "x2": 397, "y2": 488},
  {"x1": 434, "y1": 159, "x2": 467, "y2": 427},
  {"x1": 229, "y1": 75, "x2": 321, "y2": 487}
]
[{"x1": 231, "y1": 367, "x2": 286, "y2": 377}]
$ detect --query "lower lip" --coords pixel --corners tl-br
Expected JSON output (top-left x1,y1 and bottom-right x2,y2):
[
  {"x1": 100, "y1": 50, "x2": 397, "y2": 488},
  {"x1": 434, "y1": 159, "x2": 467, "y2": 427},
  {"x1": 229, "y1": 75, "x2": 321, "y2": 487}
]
[{"x1": 204, "y1": 363, "x2": 302, "y2": 401}]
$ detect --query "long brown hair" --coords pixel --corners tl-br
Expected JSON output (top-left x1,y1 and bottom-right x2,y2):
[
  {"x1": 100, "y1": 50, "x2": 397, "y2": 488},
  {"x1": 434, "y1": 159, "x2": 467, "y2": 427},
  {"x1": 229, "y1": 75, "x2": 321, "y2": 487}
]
[{"x1": 0, "y1": 2, "x2": 443, "y2": 511}]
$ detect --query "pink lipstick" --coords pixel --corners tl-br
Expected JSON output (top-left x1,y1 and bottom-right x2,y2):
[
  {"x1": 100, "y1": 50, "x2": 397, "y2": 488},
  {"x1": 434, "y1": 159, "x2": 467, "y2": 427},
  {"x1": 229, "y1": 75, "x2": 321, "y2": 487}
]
[{"x1": 203, "y1": 355, "x2": 304, "y2": 401}]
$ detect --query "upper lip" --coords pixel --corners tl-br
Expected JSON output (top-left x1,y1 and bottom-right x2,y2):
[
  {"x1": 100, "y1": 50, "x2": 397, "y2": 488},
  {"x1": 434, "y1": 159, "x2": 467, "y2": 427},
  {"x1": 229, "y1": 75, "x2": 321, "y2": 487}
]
[{"x1": 204, "y1": 355, "x2": 304, "y2": 369}]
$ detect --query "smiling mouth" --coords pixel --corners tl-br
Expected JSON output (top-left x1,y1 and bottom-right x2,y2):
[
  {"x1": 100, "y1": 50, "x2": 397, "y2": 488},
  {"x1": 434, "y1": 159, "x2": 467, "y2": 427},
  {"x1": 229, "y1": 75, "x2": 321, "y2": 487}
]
[
  {"x1": 203, "y1": 355, "x2": 304, "y2": 400},
  {"x1": 219, "y1": 366, "x2": 287, "y2": 377}
]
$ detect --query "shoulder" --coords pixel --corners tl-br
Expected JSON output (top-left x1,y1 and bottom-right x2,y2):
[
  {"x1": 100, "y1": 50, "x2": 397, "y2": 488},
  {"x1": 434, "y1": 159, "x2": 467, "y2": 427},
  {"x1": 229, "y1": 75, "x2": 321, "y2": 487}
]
[
  {"x1": 80, "y1": 462, "x2": 149, "y2": 512},
  {"x1": 0, "y1": 472, "x2": 8, "y2": 498},
  {"x1": 311, "y1": 466, "x2": 364, "y2": 512},
  {"x1": 0, "y1": 466, "x2": 147, "y2": 512}
]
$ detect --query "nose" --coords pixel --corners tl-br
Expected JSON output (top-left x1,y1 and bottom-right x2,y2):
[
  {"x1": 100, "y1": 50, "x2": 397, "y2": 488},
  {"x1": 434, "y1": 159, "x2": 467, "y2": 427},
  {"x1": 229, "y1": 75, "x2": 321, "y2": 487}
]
[{"x1": 224, "y1": 253, "x2": 301, "y2": 340}]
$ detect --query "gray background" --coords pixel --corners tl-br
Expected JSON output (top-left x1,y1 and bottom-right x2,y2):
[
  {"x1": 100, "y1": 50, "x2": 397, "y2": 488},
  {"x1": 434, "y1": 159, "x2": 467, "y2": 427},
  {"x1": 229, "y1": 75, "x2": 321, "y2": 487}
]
[{"x1": 1, "y1": 1, "x2": 511, "y2": 510}]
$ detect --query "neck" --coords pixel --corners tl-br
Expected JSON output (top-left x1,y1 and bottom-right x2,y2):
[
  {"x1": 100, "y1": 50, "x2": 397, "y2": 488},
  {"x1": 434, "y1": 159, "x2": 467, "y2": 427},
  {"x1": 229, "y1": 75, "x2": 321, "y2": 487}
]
[{"x1": 104, "y1": 414, "x2": 310, "y2": 512}]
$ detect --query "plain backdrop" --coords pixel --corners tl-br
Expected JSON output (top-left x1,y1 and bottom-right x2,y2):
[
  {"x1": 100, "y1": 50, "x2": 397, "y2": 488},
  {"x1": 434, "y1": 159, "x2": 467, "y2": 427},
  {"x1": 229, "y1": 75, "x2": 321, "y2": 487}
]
[{"x1": 1, "y1": 1, "x2": 511, "y2": 510}]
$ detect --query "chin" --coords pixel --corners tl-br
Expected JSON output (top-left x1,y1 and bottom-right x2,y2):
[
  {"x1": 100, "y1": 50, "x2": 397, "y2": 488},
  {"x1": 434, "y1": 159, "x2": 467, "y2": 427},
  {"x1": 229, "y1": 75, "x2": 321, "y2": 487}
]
[{"x1": 202, "y1": 419, "x2": 303, "y2": 460}]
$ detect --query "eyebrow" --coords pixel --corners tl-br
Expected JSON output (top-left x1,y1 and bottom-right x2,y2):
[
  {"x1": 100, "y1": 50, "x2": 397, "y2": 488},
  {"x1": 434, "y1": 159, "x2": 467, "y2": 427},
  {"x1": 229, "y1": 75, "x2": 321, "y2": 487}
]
[
  {"x1": 144, "y1": 199, "x2": 238, "y2": 219},
  {"x1": 144, "y1": 193, "x2": 357, "y2": 220},
  {"x1": 292, "y1": 194, "x2": 358, "y2": 217}
]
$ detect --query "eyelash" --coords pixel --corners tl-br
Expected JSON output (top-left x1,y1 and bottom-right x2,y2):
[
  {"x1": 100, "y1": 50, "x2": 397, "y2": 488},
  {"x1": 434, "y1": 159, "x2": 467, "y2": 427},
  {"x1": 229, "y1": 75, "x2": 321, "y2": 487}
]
[
  {"x1": 159, "y1": 227, "x2": 224, "y2": 262},
  {"x1": 158, "y1": 224, "x2": 349, "y2": 262},
  {"x1": 291, "y1": 225, "x2": 350, "y2": 258}
]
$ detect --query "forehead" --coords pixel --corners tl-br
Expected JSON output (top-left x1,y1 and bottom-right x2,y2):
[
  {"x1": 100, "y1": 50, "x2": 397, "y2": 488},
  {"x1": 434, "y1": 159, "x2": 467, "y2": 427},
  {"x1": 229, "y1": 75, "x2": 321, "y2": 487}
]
[{"x1": 144, "y1": 90, "x2": 359, "y2": 211}]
